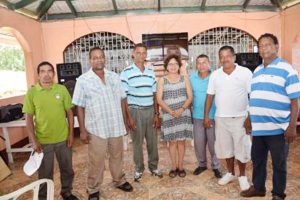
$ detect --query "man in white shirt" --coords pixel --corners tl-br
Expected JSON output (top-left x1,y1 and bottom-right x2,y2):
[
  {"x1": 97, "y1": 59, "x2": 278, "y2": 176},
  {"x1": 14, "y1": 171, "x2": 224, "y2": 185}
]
[{"x1": 204, "y1": 46, "x2": 252, "y2": 191}]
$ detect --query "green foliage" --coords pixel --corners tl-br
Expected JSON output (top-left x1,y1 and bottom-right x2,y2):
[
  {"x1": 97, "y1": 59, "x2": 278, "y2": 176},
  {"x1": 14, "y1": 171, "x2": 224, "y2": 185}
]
[{"x1": 0, "y1": 46, "x2": 25, "y2": 71}]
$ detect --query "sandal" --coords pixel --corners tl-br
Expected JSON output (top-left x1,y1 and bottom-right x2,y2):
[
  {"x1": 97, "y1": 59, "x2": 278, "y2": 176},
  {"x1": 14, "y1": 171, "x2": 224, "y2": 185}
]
[
  {"x1": 169, "y1": 169, "x2": 177, "y2": 178},
  {"x1": 178, "y1": 169, "x2": 186, "y2": 178}
]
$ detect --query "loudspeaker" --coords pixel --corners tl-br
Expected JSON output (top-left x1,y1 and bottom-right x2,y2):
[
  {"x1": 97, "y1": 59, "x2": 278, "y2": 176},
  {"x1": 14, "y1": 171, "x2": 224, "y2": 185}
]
[
  {"x1": 57, "y1": 62, "x2": 82, "y2": 116},
  {"x1": 235, "y1": 53, "x2": 262, "y2": 72},
  {"x1": 56, "y1": 62, "x2": 82, "y2": 97}
]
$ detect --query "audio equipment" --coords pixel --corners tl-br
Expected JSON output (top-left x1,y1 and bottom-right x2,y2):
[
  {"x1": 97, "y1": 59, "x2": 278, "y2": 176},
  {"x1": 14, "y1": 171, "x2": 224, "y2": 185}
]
[
  {"x1": 0, "y1": 104, "x2": 23, "y2": 123},
  {"x1": 236, "y1": 53, "x2": 262, "y2": 72},
  {"x1": 56, "y1": 62, "x2": 82, "y2": 97}
]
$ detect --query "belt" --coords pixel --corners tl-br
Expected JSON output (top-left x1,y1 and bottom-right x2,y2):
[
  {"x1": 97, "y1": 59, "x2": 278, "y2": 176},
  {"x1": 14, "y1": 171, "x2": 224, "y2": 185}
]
[{"x1": 129, "y1": 105, "x2": 153, "y2": 109}]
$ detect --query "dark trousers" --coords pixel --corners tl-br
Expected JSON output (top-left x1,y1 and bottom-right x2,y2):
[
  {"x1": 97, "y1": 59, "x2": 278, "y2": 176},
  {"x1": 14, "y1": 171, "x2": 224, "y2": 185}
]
[
  {"x1": 38, "y1": 141, "x2": 74, "y2": 200},
  {"x1": 252, "y1": 134, "x2": 289, "y2": 199},
  {"x1": 129, "y1": 106, "x2": 159, "y2": 172}
]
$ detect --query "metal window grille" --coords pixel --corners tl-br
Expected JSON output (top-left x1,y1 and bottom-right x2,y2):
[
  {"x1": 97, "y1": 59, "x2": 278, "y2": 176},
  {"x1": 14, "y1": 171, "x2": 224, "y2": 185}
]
[
  {"x1": 63, "y1": 32, "x2": 135, "y2": 74},
  {"x1": 188, "y1": 27, "x2": 258, "y2": 70}
]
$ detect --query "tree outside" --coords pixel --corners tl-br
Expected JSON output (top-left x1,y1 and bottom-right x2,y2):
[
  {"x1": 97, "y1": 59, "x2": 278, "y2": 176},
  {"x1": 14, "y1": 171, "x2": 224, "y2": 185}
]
[
  {"x1": 0, "y1": 46, "x2": 25, "y2": 71},
  {"x1": 0, "y1": 44, "x2": 27, "y2": 99}
]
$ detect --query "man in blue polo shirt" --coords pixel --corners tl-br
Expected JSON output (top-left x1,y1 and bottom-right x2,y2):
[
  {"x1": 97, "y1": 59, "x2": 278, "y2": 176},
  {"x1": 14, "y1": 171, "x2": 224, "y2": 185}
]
[
  {"x1": 190, "y1": 54, "x2": 221, "y2": 178},
  {"x1": 241, "y1": 33, "x2": 300, "y2": 200},
  {"x1": 120, "y1": 43, "x2": 162, "y2": 181}
]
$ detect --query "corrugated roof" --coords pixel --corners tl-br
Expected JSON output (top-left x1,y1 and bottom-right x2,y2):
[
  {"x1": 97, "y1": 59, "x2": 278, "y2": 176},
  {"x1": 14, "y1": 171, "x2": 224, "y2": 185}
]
[{"x1": 0, "y1": 0, "x2": 299, "y2": 21}]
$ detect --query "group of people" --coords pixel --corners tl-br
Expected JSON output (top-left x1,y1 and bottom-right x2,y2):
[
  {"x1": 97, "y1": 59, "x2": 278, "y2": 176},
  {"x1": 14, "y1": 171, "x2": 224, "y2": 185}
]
[{"x1": 22, "y1": 33, "x2": 300, "y2": 200}]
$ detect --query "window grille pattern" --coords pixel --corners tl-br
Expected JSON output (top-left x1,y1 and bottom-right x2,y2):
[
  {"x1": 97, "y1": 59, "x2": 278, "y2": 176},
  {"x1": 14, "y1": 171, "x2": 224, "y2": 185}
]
[
  {"x1": 188, "y1": 27, "x2": 258, "y2": 70},
  {"x1": 64, "y1": 32, "x2": 135, "y2": 74}
]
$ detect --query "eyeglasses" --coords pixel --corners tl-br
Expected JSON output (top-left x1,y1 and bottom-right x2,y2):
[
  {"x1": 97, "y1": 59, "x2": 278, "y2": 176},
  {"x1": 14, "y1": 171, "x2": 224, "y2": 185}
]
[{"x1": 168, "y1": 63, "x2": 179, "y2": 66}]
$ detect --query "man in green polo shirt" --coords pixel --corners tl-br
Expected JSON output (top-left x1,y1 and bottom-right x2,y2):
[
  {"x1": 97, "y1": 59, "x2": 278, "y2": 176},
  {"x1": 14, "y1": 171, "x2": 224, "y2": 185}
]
[{"x1": 23, "y1": 61, "x2": 78, "y2": 200}]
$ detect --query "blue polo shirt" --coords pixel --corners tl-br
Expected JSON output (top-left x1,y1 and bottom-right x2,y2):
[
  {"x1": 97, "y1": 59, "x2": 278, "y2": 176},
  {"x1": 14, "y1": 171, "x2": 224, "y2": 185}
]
[{"x1": 190, "y1": 72, "x2": 216, "y2": 119}]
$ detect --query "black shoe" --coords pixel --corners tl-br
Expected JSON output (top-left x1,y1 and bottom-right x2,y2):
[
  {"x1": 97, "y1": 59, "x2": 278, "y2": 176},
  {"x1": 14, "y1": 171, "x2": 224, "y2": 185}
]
[
  {"x1": 89, "y1": 192, "x2": 100, "y2": 200},
  {"x1": 117, "y1": 182, "x2": 133, "y2": 192},
  {"x1": 272, "y1": 196, "x2": 285, "y2": 200},
  {"x1": 213, "y1": 169, "x2": 222, "y2": 178},
  {"x1": 240, "y1": 186, "x2": 266, "y2": 197},
  {"x1": 193, "y1": 166, "x2": 207, "y2": 175},
  {"x1": 63, "y1": 194, "x2": 79, "y2": 200}
]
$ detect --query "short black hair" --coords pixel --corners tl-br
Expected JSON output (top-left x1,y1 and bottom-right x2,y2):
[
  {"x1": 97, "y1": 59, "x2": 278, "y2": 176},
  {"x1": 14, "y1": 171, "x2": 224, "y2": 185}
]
[
  {"x1": 219, "y1": 46, "x2": 235, "y2": 56},
  {"x1": 258, "y1": 33, "x2": 279, "y2": 45},
  {"x1": 89, "y1": 47, "x2": 105, "y2": 59},
  {"x1": 37, "y1": 61, "x2": 54, "y2": 74},
  {"x1": 196, "y1": 54, "x2": 209, "y2": 61},
  {"x1": 133, "y1": 43, "x2": 147, "y2": 51}
]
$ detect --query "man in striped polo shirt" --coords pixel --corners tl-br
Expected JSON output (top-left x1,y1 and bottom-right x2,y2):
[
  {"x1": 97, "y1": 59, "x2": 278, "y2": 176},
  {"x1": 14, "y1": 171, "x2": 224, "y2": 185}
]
[
  {"x1": 120, "y1": 43, "x2": 162, "y2": 181},
  {"x1": 241, "y1": 33, "x2": 300, "y2": 200}
]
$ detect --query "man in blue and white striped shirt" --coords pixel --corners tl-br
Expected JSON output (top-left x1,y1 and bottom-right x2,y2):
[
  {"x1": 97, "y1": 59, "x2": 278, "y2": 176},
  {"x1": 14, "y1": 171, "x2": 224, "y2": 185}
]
[
  {"x1": 120, "y1": 43, "x2": 162, "y2": 181},
  {"x1": 241, "y1": 33, "x2": 300, "y2": 200}
]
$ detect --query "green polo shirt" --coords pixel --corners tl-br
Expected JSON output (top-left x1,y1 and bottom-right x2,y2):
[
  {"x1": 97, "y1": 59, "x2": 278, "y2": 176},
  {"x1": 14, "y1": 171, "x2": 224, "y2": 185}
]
[{"x1": 23, "y1": 83, "x2": 73, "y2": 144}]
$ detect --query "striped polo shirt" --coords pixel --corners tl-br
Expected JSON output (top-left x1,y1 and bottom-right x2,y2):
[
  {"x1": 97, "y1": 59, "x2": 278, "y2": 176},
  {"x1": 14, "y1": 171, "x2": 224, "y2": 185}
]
[
  {"x1": 120, "y1": 63, "x2": 156, "y2": 107},
  {"x1": 249, "y1": 57, "x2": 300, "y2": 136}
]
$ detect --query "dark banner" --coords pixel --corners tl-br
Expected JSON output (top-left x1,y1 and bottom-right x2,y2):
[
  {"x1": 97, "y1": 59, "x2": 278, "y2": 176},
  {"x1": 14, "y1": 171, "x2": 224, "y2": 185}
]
[{"x1": 142, "y1": 32, "x2": 188, "y2": 76}]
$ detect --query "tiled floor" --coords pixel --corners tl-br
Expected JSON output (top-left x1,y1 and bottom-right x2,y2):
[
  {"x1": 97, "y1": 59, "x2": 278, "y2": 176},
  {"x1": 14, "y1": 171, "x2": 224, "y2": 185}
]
[{"x1": 1, "y1": 133, "x2": 300, "y2": 200}]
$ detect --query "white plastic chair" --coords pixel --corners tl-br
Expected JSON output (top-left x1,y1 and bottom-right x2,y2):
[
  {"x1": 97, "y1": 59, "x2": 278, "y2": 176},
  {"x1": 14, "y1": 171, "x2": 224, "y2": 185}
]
[{"x1": 0, "y1": 179, "x2": 54, "y2": 200}]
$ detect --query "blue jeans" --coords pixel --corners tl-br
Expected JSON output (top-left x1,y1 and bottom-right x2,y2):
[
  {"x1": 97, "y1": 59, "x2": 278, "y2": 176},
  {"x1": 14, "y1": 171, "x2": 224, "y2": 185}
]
[{"x1": 252, "y1": 134, "x2": 289, "y2": 199}]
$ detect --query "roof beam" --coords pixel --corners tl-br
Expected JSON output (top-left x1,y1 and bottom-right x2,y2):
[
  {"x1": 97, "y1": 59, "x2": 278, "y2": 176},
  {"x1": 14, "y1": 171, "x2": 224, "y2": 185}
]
[
  {"x1": 16, "y1": 8, "x2": 37, "y2": 18},
  {"x1": 37, "y1": 0, "x2": 55, "y2": 19},
  {"x1": 158, "y1": 0, "x2": 161, "y2": 12},
  {"x1": 0, "y1": 0, "x2": 9, "y2": 8},
  {"x1": 8, "y1": 0, "x2": 36, "y2": 10},
  {"x1": 111, "y1": 0, "x2": 118, "y2": 14},
  {"x1": 281, "y1": 0, "x2": 300, "y2": 10},
  {"x1": 43, "y1": 5, "x2": 278, "y2": 21},
  {"x1": 0, "y1": 0, "x2": 37, "y2": 18},
  {"x1": 201, "y1": 0, "x2": 206, "y2": 10},
  {"x1": 243, "y1": 0, "x2": 251, "y2": 9},
  {"x1": 65, "y1": 0, "x2": 77, "y2": 17},
  {"x1": 205, "y1": 5, "x2": 276, "y2": 11},
  {"x1": 36, "y1": 0, "x2": 45, "y2": 12},
  {"x1": 270, "y1": 0, "x2": 282, "y2": 10}
]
